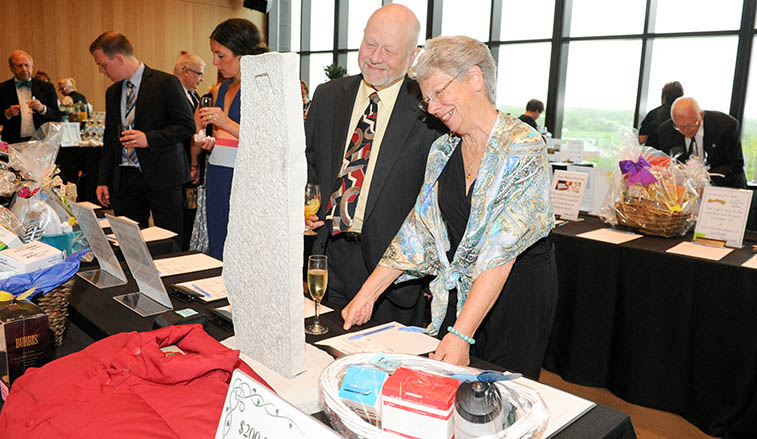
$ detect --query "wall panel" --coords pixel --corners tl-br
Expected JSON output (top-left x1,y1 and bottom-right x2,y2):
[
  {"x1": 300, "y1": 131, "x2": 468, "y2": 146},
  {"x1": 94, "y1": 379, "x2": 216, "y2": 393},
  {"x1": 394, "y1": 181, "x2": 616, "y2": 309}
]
[{"x1": 0, "y1": 0, "x2": 265, "y2": 111}]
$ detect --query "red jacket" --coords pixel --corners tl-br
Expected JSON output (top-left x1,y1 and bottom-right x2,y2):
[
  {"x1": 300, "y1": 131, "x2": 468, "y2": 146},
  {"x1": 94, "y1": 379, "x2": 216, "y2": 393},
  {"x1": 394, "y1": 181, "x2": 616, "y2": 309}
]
[{"x1": 0, "y1": 324, "x2": 271, "y2": 438}]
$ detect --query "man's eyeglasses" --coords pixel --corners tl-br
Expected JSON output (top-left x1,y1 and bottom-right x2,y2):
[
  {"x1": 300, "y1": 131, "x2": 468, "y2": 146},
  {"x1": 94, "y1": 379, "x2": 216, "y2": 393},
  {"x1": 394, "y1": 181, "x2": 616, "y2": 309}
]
[
  {"x1": 186, "y1": 68, "x2": 204, "y2": 78},
  {"x1": 673, "y1": 119, "x2": 700, "y2": 132},
  {"x1": 419, "y1": 72, "x2": 462, "y2": 112}
]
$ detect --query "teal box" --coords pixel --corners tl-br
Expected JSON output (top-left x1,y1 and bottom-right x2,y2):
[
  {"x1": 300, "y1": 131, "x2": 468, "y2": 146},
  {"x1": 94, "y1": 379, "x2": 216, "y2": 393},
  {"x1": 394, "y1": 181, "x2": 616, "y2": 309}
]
[{"x1": 339, "y1": 365, "x2": 388, "y2": 413}]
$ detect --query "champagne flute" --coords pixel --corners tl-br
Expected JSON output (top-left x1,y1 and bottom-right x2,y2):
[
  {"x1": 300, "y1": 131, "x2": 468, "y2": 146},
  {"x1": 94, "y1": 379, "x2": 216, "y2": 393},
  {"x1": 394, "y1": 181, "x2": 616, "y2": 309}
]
[
  {"x1": 199, "y1": 96, "x2": 213, "y2": 137},
  {"x1": 304, "y1": 183, "x2": 321, "y2": 236},
  {"x1": 305, "y1": 255, "x2": 329, "y2": 335}
]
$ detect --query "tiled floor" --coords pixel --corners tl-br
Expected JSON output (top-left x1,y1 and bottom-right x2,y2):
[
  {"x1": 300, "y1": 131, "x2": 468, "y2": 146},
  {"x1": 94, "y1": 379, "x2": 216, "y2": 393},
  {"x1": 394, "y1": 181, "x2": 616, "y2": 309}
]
[{"x1": 539, "y1": 369, "x2": 718, "y2": 439}]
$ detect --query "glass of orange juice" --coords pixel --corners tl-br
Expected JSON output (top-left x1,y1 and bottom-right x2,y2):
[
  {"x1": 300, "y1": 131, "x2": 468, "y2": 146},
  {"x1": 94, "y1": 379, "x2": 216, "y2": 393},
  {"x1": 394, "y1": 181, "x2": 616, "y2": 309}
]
[{"x1": 304, "y1": 183, "x2": 320, "y2": 235}]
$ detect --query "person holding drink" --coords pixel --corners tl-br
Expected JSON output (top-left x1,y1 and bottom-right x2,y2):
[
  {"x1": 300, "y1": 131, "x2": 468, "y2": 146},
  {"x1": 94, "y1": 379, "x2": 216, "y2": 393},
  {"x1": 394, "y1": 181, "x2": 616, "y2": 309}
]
[
  {"x1": 191, "y1": 18, "x2": 269, "y2": 260},
  {"x1": 89, "y1": 32, "x2": 193, "y2": 245},
  {"x1": 342, "y1": 36, "x2": 558, "y2": 379}
]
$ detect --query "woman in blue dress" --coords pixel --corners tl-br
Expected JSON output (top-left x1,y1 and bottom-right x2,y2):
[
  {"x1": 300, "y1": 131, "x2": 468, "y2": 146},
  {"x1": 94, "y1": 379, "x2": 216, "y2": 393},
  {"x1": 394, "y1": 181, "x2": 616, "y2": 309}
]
[{"x1": 193, "y1": 19, "x2": 268, "y2": 260}]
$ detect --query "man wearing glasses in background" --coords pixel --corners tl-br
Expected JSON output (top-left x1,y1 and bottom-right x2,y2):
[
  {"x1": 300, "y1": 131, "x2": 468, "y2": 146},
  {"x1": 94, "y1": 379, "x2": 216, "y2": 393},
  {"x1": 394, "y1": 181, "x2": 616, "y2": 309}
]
[
  {"x1": 657, "y1": 96, "x2": 747, "y2": 188},
  {"x1": 305, "y1": 4, "x2": 444, "y2": 326}
]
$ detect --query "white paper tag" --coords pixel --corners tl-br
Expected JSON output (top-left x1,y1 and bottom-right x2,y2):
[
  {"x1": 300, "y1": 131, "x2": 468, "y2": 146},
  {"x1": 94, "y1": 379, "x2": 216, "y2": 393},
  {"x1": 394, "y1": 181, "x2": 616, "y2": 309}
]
[
  {"x1": 551, "y1": 170, "x2": 589, "y2": 221},
  {"x1": 694, "y1": 186, "x2": 753, "y2": 248},
  {"x1": 214, "y1": 369, "x2": 341, "y2": 439}
]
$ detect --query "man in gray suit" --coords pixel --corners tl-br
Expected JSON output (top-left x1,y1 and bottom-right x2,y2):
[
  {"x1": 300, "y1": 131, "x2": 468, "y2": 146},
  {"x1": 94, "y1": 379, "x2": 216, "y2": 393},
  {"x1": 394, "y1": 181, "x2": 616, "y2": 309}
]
[{"x1": 306, "y1": 4, "x2": 444, "y2": 326}]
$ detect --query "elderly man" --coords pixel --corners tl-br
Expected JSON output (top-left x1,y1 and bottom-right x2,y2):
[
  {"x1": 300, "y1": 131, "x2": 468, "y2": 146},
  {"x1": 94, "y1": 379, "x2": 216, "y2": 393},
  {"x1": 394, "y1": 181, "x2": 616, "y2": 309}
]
[
  {"x1": 173, "y1": 53, "x2": 205, "y2": 108},
  {"x1": 305, "y1": 4, "x2": 444, "y2": 326},
  {"x1": 90, "y1": 32, "x2": 194, "y2": 244},
  {"x1": 0, "y1": 50, "x2": 60, "y2": 144},
  {"x1": 657, "y1": 97, "x2": 747, "y2": 188}
]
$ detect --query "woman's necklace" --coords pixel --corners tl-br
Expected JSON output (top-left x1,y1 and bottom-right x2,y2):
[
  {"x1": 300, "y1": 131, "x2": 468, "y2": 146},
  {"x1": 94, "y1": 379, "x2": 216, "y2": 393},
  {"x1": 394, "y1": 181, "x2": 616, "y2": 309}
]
[{"x1": 465, "y1": 165, "x2": 474, "y2": 181}]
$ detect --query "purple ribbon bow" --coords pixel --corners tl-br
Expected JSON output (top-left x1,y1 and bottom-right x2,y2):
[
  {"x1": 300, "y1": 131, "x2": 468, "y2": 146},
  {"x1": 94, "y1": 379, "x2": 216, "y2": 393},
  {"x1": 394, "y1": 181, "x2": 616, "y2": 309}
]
[{"x1": 619, "y1": 156, "x2": 658, "y2": 187}]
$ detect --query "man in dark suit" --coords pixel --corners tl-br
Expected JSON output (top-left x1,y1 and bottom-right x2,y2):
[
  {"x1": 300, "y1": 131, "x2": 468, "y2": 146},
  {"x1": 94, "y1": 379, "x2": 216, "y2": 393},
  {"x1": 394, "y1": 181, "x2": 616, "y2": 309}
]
[
  {"x1": 305, "y1": 4, "x2": 444, "y2": 326},
  {"x1": 0, "y1": 50, "x2": 61, "y2": 144},
  {"x1": 173, "y1": 53, "x2": 206, "y2": 250},
  {"x1": 638, "y1": 81, "x2": 683, "y2": 147},
  {"x1": 89, "y1": 32, "x2": 194, "y2": 243},
  {"x1": 657, "y1": 96, "x2": 747, "y2": 188}
]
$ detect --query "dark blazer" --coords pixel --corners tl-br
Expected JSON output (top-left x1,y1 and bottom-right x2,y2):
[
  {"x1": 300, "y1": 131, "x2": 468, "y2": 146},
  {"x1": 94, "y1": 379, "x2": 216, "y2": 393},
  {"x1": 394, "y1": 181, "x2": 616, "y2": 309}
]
[
  {"x1": 638, "y1": 103, "x2": 671, "y2": 148},
  {"x1": 305, "y1": 75, "x2": 445, "y2": 306},
  {"x1": 98, "y1": 65, "x2": 194, "y2": 194},
  {"x1": 657, "y1": 110, "x2": 747, "y2": 188},
  {"x1": 0, "y1": 77, "x2": 61, "y2": 143}
]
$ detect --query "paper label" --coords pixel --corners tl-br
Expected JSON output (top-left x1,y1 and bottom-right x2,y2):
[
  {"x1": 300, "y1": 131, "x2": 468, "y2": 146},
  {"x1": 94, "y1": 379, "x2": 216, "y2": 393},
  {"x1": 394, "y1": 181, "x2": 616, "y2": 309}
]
[
  {"x1": 694, "y1": 186, "x2": 752, "y2": 248},
  {"x1": 214, "y1": 369, "x2": 341, "y2": 439},
  {"x1": 551, "y1": 170, "x2": 589, "y2": 221}
]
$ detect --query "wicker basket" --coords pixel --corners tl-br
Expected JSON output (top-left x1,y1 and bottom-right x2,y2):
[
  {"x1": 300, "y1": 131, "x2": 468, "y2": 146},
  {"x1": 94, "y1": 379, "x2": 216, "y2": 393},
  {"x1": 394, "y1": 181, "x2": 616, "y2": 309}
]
[
  {"x1": 615, "y1": 198, "x2": 692, "y2": 238},
  {"x1": 33, "y1": 278, "x2": 75, "y2": 346}
]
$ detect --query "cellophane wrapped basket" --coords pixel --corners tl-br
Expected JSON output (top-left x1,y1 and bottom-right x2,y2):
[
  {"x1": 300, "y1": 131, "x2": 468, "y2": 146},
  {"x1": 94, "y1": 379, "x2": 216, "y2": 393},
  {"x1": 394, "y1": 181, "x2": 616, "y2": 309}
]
[
  {"x1": 319, "y1": 353, "x2": 549, "y2": 439},
  {"x1": 599, "y1": 128, "x2": 709, "y2": 237}
]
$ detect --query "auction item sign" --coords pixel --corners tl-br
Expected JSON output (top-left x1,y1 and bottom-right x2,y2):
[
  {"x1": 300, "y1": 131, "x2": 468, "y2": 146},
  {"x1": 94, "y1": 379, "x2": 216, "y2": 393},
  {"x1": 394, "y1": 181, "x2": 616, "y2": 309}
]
[
  {"x1": 0, "y1": 300, "x2": 51, "y2": 389},
  {"x1": 694, "y1": 186, "x2": 753, "y2": 248},
  {"x1": 215, "y1": 369, "x2": 341, "y2": 439}
]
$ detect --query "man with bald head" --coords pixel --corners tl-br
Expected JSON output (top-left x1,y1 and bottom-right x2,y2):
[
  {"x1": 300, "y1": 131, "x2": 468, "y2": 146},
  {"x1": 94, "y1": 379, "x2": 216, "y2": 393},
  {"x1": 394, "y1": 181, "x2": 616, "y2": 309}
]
[
  {"x1": 657, "y1": 97, "x2": 747, "y2": 188},
  {"x1": 0, "y1": 50, "x2": 60, "y2": 143},
  {"x1": 173, "y1": 53, "x2": 205, "y2": 109},
  {"x1": 306, "y1": 4, "x2": 444, "y2": 326}
]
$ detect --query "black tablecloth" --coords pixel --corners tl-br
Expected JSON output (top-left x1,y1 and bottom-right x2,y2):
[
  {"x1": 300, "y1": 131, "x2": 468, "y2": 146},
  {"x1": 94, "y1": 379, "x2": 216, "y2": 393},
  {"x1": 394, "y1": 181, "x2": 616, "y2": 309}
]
[
  {"x1": 64, "y1": 256, "x2": 636, "y2": 438},
  {"x1": 545, "y1": 215, "x2": 757, "y2": 439}
]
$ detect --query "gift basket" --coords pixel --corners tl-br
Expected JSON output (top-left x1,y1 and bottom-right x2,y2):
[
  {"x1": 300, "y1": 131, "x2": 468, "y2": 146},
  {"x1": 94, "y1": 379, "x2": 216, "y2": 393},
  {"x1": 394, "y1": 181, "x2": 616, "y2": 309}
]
[
  {"x1": 320, "y1": 353, "x2": 549, "y2": 439},
  {"x1": 0, "y1": 123, "x2": 90, "y2": 345},
  {"x1": 598, "y1": 127, "x2": 709, "y2": 238}
]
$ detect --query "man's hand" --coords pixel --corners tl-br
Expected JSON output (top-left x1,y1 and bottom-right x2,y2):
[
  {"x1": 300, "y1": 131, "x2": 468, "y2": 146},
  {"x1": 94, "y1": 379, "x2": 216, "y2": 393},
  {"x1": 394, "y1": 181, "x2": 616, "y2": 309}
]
[
  {"x1": 4, "y1": 105, "x2": 20, "y2": 118},
  {"x1": 119, "y1": 129, "x2": 148, "y2": 148},
  {"x1": 96, "y1": 185, "x2": 110, "y2": 207},
  {"x1": 27, "y1": 99, "x2": 44, "y2": 113}
]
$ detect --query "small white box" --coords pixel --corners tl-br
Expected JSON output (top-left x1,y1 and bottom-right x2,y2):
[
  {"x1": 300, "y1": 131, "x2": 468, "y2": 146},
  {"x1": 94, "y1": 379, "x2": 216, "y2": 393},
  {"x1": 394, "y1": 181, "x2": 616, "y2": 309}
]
[
  {"x1": 0, "y1": 241, "x2": 64, "y2": 273},
  {"x1": 0, "y1": 226, "x2": 22, "y2": 250}
]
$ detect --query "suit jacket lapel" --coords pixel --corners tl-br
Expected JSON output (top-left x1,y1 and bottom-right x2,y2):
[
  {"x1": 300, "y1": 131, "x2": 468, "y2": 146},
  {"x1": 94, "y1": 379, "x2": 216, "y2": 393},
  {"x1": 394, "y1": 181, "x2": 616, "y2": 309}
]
[
  {"x1": 702, "y1": 111, "x2": 714, "y2": 157},
  {"x1": 133, "y1": 65, "x2": 152, "y2": 128},
  {"x1": 328, "y1": 77, "x2": 361, "y2": 192},
  {"x1": 364, "y1": 76, "x2": 422, "y2": 220},
  {"x1": 3, "y1": 79, "x2": 19, "y2": 105}
]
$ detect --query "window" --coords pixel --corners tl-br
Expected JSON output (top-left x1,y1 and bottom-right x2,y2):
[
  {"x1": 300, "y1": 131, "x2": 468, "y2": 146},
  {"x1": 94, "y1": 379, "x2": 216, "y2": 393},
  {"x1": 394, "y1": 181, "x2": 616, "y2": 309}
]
[
  {"x1": 441, "y1": 0, "x2": 491, "y2": 43},
  {"x1": 644, "y1": 36, "x2": 737, "y2": 115},
  {"x1": 309, "y1": 0, "x2": 335, "y2": 51},
  {"x1": 562, "y1": 40, "x2": 642, "y2": 152},
  {"x1": 499, "y1": 0, "x2": 555, "y2": 41},
  {"x1": 308, "y1": 53, "x2": 335, "y2": 93},
  {"x1": 741, "y1": 43, "x2": 757, "y2": 181},
  {"x1": 496, "y1": 43, "x2": 551, "y2": 121},
  {"x1": 569, "y1": 0, "x2": 646, "y2": 37},
  {"x1": 654, "y1": 0, "x2": 742, "y2": 33},
  {"x1": 347, "y1": 0, "x2": 382, "y2": 49},
  {"x1": 393, "y1": 0, "x2": 427, "y2": 43}
]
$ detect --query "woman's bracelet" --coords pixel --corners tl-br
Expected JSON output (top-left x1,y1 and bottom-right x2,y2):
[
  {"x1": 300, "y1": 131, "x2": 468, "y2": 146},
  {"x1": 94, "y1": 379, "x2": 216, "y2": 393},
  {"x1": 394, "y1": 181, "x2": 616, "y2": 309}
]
[{"x1": 447, "y1": 326, "x2": 475, "y2": 345}]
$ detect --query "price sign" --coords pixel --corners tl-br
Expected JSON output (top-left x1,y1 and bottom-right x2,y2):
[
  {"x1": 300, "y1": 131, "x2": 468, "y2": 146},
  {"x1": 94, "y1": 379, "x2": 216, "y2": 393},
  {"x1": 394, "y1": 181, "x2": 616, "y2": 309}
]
[{"x1": 215, "y1": 369, "x2": 341, "y2": 439}]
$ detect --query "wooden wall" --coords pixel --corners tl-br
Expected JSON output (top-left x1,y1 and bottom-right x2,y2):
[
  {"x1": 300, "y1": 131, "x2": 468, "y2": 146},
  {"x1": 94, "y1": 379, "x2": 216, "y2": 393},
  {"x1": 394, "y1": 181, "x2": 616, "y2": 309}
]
[{"x1": 0, "y1": 0, "x2": 266, "y2": 111}]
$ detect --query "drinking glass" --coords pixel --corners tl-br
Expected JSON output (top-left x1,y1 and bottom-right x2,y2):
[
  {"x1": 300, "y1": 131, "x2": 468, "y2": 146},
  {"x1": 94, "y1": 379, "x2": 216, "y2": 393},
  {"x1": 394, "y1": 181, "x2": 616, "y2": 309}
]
[
  {"x1": 198, "y1": 96, "x2": 213, "y2": 137},
  {"x1": 304, "y1": 184, "x2": 321, "y2": 236},
  {"x1": 305, "y1": 255, "x2": 328, "y2": 335}
]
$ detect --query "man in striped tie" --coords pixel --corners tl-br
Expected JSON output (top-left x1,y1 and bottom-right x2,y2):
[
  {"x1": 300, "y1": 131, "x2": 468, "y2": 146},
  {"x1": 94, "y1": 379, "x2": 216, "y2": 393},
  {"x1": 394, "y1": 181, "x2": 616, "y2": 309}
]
[
  {"x1": 305, "y1": 4, "x2": 445, "y2": 326},
  {"x1": 90, "y1": 32, "x2": 194, "y2": 246}
]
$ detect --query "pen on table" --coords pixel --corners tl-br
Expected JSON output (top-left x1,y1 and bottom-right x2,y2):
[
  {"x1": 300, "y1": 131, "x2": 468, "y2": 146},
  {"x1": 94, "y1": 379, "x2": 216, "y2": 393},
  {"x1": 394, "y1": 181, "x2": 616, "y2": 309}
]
[
  {"x1": 348, "y1": 324, "x2": 395, "y2": 341},
  {"x1": 191, "y1": 283, "x2": 212, "y2": 298}
]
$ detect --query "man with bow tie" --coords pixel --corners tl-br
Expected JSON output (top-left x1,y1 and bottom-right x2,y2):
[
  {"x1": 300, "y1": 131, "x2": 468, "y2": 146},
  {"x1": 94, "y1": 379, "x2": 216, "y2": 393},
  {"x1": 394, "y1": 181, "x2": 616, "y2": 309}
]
[{"x1": 0, "y1": 50, "x2": 61, "y2": 144}]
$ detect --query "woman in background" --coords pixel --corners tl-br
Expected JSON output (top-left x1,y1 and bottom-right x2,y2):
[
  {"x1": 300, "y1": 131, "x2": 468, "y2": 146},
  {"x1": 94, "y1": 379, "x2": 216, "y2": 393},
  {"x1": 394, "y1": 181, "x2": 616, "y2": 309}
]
[{"x1": 192, "y1": 18, "x2": 268, "y2": 260}]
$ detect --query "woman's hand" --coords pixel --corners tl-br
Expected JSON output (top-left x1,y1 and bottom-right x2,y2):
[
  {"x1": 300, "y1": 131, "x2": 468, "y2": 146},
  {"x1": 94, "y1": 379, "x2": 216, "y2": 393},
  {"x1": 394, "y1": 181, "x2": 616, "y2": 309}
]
[
  {"x1": 193, "y1": 132, "x2": 216, "y2": 152},
  {"x1": 198, "y1": 106, "x2": 231, "y2": 131},
  {"x1": 429, "y1": 333, "x2": 471, "y2": 366},
  {"x1": 342, "y1": 288, "x2": 378, "y2": 330}
]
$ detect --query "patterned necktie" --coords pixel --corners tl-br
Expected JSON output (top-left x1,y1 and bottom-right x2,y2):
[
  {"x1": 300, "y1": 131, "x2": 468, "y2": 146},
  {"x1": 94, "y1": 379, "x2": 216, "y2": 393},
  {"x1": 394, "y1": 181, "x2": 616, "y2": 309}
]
[
  {"x1": 121, "y1": 81, "x2": 139, "y2": 167},
  {"x1": 688, "y1": 137, "x2": 697, "y2": 158},
  {"x1": 326, "y1": 91, "x2": 380, "y2": 234},
  {"x1": 190, "y1": 90, "x2": 200, "y2": 109}
]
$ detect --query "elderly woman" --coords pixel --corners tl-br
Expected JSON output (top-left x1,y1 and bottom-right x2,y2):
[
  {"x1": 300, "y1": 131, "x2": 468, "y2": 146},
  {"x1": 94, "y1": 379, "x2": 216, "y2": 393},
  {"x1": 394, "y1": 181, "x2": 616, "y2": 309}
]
[
  {"x1": 58, "y1": 77, "x2": 89, "y2": 109},
  {"x1": 342, "y1": 36, "x2": 558, "y2": 378}
]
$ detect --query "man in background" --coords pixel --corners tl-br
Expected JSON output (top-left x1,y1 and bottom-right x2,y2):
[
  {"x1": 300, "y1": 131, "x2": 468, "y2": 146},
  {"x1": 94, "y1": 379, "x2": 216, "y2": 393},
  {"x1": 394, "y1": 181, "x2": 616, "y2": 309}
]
[
  {"x1": 0, "y1": 50, "x2": 61, "y2": 144},
  {"x1": 657, "y1": 96, "x2": 747, "y2": 188},
  {"x1": 305, "y1": 4, "x2": 444, "y2": 326},
  {"x1": 174, "y1": 53, "x2": 206, "y2": 250},
  {"x1": 638, "y1": 81, "x2": 683, "y2": 147},
  {"x1": 90, "y1": 32, "x2": 194, "y2": 245},
  {"x1": 518, "y1": 98, "x2": 543, "y2": 131}
]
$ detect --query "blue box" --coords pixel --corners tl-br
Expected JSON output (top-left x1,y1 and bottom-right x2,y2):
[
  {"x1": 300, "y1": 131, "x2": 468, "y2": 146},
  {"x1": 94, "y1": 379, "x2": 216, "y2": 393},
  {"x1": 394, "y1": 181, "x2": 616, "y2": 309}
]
[{"x1": 339, "y1": 365, "x2": 389, "y2": 419}]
